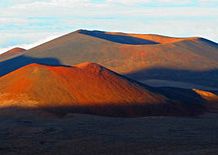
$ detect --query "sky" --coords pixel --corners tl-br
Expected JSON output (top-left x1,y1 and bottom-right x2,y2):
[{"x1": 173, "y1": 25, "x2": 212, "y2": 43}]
[{"x1": 0, "y1": 0, "x2": 218, "y2": 53}]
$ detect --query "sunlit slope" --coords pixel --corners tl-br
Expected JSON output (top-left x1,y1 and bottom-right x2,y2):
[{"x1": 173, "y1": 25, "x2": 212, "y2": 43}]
[{"x1": 0, "y1": 62, "x2": 165, "y2": 106}]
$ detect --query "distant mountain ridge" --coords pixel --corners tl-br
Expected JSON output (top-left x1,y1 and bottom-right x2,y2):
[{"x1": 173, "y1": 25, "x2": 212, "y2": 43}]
[{"x1": 0, "y1": 30, "x2": 218, "y2": 89}]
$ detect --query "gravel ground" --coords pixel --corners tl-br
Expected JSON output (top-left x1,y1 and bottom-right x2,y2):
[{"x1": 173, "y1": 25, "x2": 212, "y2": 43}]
[{"x1": 0, "y1": 110, "x2": 217, "y2": 155}]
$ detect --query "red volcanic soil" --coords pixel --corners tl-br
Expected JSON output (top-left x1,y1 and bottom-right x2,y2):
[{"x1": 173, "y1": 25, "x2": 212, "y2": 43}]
[
  {"x1": 0, "y1": 62, "x2": 165, "y2": 106},
  {"x1": 0, "y1": 47, "x2": 25, "y2": 61},
  {"x1": 0, "y1": 62, "x2": 202, "y2": 116}
]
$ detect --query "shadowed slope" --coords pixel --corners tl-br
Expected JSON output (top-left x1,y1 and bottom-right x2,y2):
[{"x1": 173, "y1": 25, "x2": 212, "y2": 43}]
[
  {"x1": 193, "y1": 89, "x2": 218, "y2": 112},
  {"x1": 1, "y1": 30, "x2": 218, "y2": 89},
  {"x1": 125, "y1": 67, "x2": 218, "y2": 89},
  {"x1": 79, "y1": 30, "x2": 159, "y2": 45},
  {"x1": 0, "y1": 62, "x2": 203, "y2": 116},
  {"x1": 0, "y1": 55, "x2": 63, "y2": 76},
  {"x1": 0, "y1": 47, "x2": 26, "y2": 61},
  {"x1": 106, "y1": 32, "x2": 186, "y2": 44},
  {"x1": 155, "y1": 87, "x2": 218, "y2": 113},
  {"x1": 107, "y1": 32, "x2": 218, "y2": 44},
  {"x1": 121, "y1": 34, "x2": 185, "y2": 44}
]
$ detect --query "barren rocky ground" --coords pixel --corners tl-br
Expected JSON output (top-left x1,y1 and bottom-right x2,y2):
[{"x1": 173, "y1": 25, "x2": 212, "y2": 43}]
[{"x1": 0, "y1": 109, "x2": 218, "y2": 155}]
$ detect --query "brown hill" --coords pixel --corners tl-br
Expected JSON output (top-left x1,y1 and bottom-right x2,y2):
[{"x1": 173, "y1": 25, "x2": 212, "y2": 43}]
[
  {"x1": 0, "y1": 62, "x2": 202, "y2": 116},
  {"x1": 0, "y1": 30, "x2": 218, "y2": 88},
  {"x1": 0, "y1": 47, "x2": 25, "y2": 61}
]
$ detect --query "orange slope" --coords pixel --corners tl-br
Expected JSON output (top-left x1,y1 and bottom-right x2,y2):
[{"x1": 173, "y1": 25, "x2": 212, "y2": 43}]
[
  {"x1": 0, "y1": 62, "x2": 202, "y2": 116},
  {"x1": 0, "y1": 62, "x2": 166, "y2": 106}
]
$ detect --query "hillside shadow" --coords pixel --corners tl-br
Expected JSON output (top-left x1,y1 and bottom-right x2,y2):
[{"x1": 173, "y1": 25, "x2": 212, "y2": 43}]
[
  {"x1": 0, "y1": 101, "x2": 205, "y2": 118},
  {"x1": 196, "y1": 38, "x2": 218, "y2": 47},
  {"x1": 79, "y1": 30, "x2": 159, "y2": 45},
  {"x1": 157, "y1": 87, "x2": 208, "y2": 104},
  {"x1": 0, "y1": 55, "x2": 65, "y2": 76},
  {"x1": 125, "y1": 67, "x2": 218, "y2": 89}
]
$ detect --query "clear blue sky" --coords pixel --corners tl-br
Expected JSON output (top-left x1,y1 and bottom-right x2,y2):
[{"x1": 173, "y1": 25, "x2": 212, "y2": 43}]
[{"x1": 0, "y1": 0, "x2": 218, "y2": 52}]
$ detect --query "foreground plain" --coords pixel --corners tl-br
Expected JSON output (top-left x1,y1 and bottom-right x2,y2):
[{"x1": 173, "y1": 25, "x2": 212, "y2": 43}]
[{"x1": 0, "y1": 110, "x2": 218, "y2": 155}]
